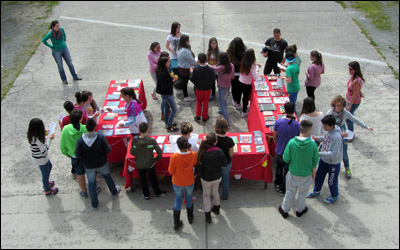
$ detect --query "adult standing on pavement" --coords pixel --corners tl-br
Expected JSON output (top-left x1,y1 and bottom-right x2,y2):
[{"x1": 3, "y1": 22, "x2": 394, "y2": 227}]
[
  {"x1": 42, "y1": 20, "x2": 82, "y2": 84},
  {"x1": 263, "y1": 28, "x2": 288, "y2": 75},
  {"x1": 345, "y1": 61, "x2": 365, "y2": 134}
]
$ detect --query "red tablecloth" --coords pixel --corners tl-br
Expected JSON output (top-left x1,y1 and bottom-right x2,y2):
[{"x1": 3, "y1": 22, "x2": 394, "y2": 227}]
[
  {"x1": 122, "y1": 133, "x2": 273, "y2": 189},
  {"x1": 97, "y1": 79, "x2": 147, "y2": 163},
  {"x1": 247, "y1": 75, "x2": 297, "y2": 156}
]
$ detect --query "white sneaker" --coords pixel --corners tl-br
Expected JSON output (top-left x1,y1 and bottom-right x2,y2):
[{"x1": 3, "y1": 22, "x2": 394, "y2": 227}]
[
  {"x1": 184, "y1": 97, "x2": 195, "y2": 102},
  {"x1": 113, "y1": 185, "x2": 121, "y2": 197},
  {"x1": 236, "y1": 104, "x2": 243, "y2": 110},
  {"x1": 241, "y1": 111, "x2": 249, "y2": 118},
  {"x1": 175, "y1": 89, "x2": 183, "y2": 95}
]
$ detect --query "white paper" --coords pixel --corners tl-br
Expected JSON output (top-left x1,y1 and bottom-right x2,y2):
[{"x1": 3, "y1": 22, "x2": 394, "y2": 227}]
[
  {"x1": 277, "y1": 63, "x2": 287, "y2": 69},
  {"x1": 48, "y1": 122, "x2": 56, "y2": 135},
  {"x1": 128, "y1": 165, "x2": 135, "y2": 173},
  {"x1": 59, "y1": 114, "x2": 65, "y2": 121},
  {"x1": 156, "y1": 136, "x2": 167, "y2": 144},
  {"x1": 344, "y1": 129, "x2": 355, "y2": 140}
]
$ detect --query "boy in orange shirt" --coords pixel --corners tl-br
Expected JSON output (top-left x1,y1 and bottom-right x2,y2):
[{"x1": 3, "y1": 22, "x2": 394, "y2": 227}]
[{"x1": 168, "y1": 137, "x2": 197, "y2": 230}]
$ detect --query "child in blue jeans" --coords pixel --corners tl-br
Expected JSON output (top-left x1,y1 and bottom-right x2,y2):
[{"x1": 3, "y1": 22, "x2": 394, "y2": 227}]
[
  {"x1": 28, "y1": 118, "x2": 59, "y2": 196},
  {"x1": 307, "y1": 115, "x2": 343, "y2": 204}
]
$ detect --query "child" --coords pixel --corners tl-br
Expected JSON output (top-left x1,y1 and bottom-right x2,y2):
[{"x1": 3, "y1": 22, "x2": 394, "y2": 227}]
[
  {"x1": 168, "y1": 137, "x2": 198, "y2": 230},
  {"x1": 106, "y1": 87, "x2": 147, "y2": 136},
  {"x1": 27, "y1": 118, "x2": 59, "y2": 196},
  {"x1": 214, "y1": 118, "x2": 235, "y2": 200},
  {"x1": 226, "y1": 37, "x2": 247, "y2": 110},
  {"x1": 273, "y1": 102, "x2": 300, "y2": 195},
  {"x1": 346, "y1": 61, "x2": 365, "y2": 134},
  {"x1": 74, "y1": 91, "x2": 100, "y2": 124},
  {"x1": 283, "y1": 51, "x2": 300, "y2": 115},
  {"x1": 306, "y1": 115, "x2": 343, "y2": 204},
  {"x1": 207, "y1": 37, "x2": 222, "y2": 100},
  {"x1": 209, "y1": 52, "x2": 235, "y2": 127},
  {"x1": 278, "y1": 120, "x2": 319, "y2": 218},
  {"x1": 239, "y1": 48, "x2": 261, "y2": 117},
  {"x1": 148, "y1": 42, "x2": 162, "y2": 100},
  {"x1": 284, "y1": 44, "x2": 301, "y2": 68},
  {"x1": 130, "y1": 122, "x2": 166, "y2": 200},
  {"x1": 156, "y1": 56, "x2": 179, "y2": 132},
  {"x1": 326, "y1": 95, "x2": 373, "y2": 178},
  {"x1": 304, "y1": 51, "x2": 324, "y2": 100},
  {"x1": 75, "y1": 118, "x2": 121, "y2": 210},
  {"x1": 166, "y1": 21, "x2": 182, "y2": 91},
  {"x1": 60, "y1": 109, "x2": 89, "y2": 197},
  {"x1": 170, "y1": 122, "x2": 200, "y2": 153},
  {"x1": 59, "y1": 100, "x2": 74, "y2": 131},
  {"x1": 177, "y1": 34, "x2": 198, "y2": 101},
  {"x1": 195, "y1": 133, "x2": 228, "y2": 224},
  {"x1": 300, "y1": 97, "x2": 324, "y2": 146},
  {"x1": 190, "y1": 53, "x2": 215, "y2": 122},
  {"x1": 82, "y1": 90, "x2": 100, "y2": 117}
]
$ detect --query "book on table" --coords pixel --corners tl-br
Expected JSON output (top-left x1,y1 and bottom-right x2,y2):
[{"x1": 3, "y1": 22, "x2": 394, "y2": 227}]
[
  {"x1": 253, "y1": 130, "x2": 262, "y2": 138},
  {"x1": 106, "y1": 101, "x2": 120, "y2": 107},
  {"x1": 114, "y1": 127, "x2": 130, "y2": 135},
  {"x1": 256, "y1": 145, "x2": 266, "y2": 153},
  {"x1": 263, "y1": 111, "x2": 273, "y2": 116},
  {"x1": 98, "y1": 130, "x2": 113, "y2": 136},
  {"x1": 254, "y1": 137, "x2": 263, "y2": 145},
  {"x1": 264, "y1": 116, "x2": 276, "y2": 121},
  {"x1": 270, "y1": 91, "x2": 285, "y2": 97},
  {"x1": 103, "y1": 113, "x2": 116, "y2": 121},
  {"x1": 115, "y1": 80, "x2": 127, "y2": 84},
  {"x1": 267, "y1": 74, "x2": 279, "y2": 81},
  {"x1": 241, "y1": 145, "x2": 251, "y2": 153},
  {"x1": 102, "y1": 124, "x2": 114, "y2": 129},
  {"x1": 259, "y1": 104, "x2": 276, "y2": 111},
  {"x1": 106, "y1": 94, "x2": 121, "y2": 100},
  {"x1": 278, "y1": 105, "x2": 285, "y2": 114},
  {"x1": 265, "y1": 120, "x2": 275, "y2": 127},
  {"x1": 240, "y1": 134, "x2": 252, "y2": 144},
  {"x1": 257, "y1": 91, "x2": 269, "y2": 97},
  {"x1": 273, "y1": 97, "x2": 290, "y2": 104},
  {"x1": 231, "y1": 136, "x2": 238, "y2": 144},
  {"x1": 233, "y1": 144, "x2": 238, "y2": 153},
  {"x1": 163, "y1": 144, "x2": 174, "y2": 153},
  {"x1": 257, "y1": 97, "x2": 272, "y2": 104}
]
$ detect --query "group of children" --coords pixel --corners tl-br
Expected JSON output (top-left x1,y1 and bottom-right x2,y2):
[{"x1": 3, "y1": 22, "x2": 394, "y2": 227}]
[{"x1": 28, "y1": 21, "x2": 374, "y2": 226}]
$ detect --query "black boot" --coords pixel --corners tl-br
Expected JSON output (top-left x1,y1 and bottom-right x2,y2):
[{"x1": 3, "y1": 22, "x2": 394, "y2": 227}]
[
  {"x1": 205, "y1": 211, "x2": 212, "y2": 224},
  {"x1": 173, "y1": 210, "x2": 183, "y2": 230},
  {"x1": 211, "y1": 205, "x2": 220, "y2": 215},
  {"x1": 187, "y1": 205, "x2": 194, "y2": 224}
]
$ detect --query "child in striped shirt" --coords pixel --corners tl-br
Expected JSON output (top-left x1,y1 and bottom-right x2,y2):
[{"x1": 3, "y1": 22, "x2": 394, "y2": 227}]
[{"x1": 27, "y1": 118, "x2": 59, "y2": 196}]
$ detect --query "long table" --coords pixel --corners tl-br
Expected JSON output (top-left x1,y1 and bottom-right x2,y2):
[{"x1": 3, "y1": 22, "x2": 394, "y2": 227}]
[
  {"x1": 122, "y1": 133, "x2": 273, "y2": 189},
  {"x1": 97, "y1": 79, "x2": 147, "y2": 163},
  {"x1": 247, "y1": 75, "x2": 296, "y2": 156}
]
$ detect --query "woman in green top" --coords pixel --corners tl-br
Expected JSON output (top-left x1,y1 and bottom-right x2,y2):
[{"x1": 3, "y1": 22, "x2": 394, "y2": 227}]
[
  {"x1": 42, "y1": 20, "x2": 81, "y2": 84},
  {"x1": 283, "y1": 50, "x2": 300, "y2": 115}
]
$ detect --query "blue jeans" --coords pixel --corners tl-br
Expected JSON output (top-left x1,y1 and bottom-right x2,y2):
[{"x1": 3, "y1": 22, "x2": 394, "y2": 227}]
[
  {"x1": 345, "y1": 103, "x2": 360, "y2": 132},
  {"x1": 52, "y1": 48, "x2": 78, "y2": 81},
  {"x1": 85, "y1": 163, "x2": 118, "y2": 208},
  {"x1": 162, "y1": 95, "x2": 178, "y2": 128},
  {"x1": 288, "y1": 91, "x2": 299, "y2": 115},
  {"x1": 172, "y1": 184, "x2": 194, "y2": 211},
  {"x1": 313, "y1": 159, "x2": 341, "y2": 198},
  {"x1": 39, "y1": 160, "x2": 53, "y2": 191},
  {"x1": 341, "y1": 125, "x2": 350, "y2": 168},
  {"x1": 221, "y1": 162, "x2": 232, "y2": 199},
  {"x1": 218, "y1": 87, "x2": 230, "y2": 126}
]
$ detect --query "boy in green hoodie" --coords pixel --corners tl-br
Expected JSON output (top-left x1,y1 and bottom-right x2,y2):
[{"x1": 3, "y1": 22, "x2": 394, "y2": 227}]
[
  {"x1": 130, "y1": 122, "x2": 166, "y2": 200},
  {"x1": 278, "y1": 120, "x2": 319, "y2": 218}
]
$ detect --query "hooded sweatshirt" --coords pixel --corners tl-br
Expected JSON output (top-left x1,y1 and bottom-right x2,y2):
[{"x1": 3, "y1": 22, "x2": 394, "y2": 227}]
[
  {"x1": 283, "y1": 137, "x2": 319, "y2": 177},
  {"x1": 60, "y1": 123, "x2": 87, "y2": 158},
  {"x1": 195, "y1": 147, "x2": 228, "y2": 181},
  {"x1": 130, "y1": 136, "x2": 162, "y2": 170},
  {"x1": 75, "y1": 132, "x2": 111, "y2": 169},
  {"x1": 315, "y1": 125, "x2": 343, "y2": 164},
  {"x1": 168, "y1": 151, "x2": 197, "y2": 186}
]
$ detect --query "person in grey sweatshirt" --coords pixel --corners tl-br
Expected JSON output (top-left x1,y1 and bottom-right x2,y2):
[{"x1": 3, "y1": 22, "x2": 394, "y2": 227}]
[
  {"x1": 75, "y1": 118, "x2": 121, "y2": 211},
  {"x1": 306, "y1": 115, "x2": 343, "y2": 204},
  {"x1": 326, "y1": 95, "x2": 373, "y2": 178}
]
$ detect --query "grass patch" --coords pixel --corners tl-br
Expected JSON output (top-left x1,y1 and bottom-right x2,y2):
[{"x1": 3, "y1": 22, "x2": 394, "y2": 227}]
[
  {"x1": 336, "y1": 1, "x2": 347, "y2": 9},
  {"x1": 351, "y1": 1, "x2": 392, "y2": 31}
]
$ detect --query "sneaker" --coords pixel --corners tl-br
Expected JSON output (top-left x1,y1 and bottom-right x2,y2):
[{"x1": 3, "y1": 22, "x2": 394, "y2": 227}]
[
  {"x1": 113, "y1": 185, "x2": 121, "y2": 197},
  {"x1": 278, "y1": 189, "x2": 286, "y2": 196},
  {"x1": 91, "y1": 206, "x2": 97, "y2": 211},
  {"x1": 217, "y1": 110, "x2": 223, "y2": 115},
  {"x1": 184, "y1": 97, "x2": 195, "y2": 102},
  {"x1": 278, "y1": 206, "x2": 289, "y2": 219},
  {"x1": 241, "y1": 111, "x2": 249, "y2": 118},
  {"x1": 345, "y1": 168, "x2": 352, "y2": 179},
  {"x1": 296, "y1": 207, "x2": 308, "y2": 217},
  {"x1": 155, "y1": 190, "x2": 167, "y2": 197},
  {"x1": 209, "y1": 95, "x2": 215, "y2": 101},
  {"x1": 79, "y1": 190, "x2": 88, "y2": 198},
  {"x1": 143, "y1": 195, "x2": 150, "y2": 200},
  {"x1": 222, "y1": 195, "x2": 229, "y2": 200},
  {"x1": 45, "y1": 187, "x2": 59, "y2": 196},
  {"x1": 62, "y1": 80, "x2": 68, "y2": 84},
  {"x1": 202, "y1": 115, "x2": 210, "y2": 122},
  {"x1": 151, "y1": 92, "x2": 158, "y2": 100},
  {"x1": 306, "y1": 191, "x2": 321, "y2": 198},
  {"x1": 49, "y1": 181, "x2": 55, "y2": 188},
  {"x1": 274, "y1": 184, "x2": 281, "y2": 191},
  {"x1": 235, "y1": 104, "x2": 243, "y2": 110},
  {"x1": 324, "y1": 196, "x2": 338, "y2": 204},
  {"x1": 71, "y1": 173, "x2": 77, "y2": 179},
  {"x1": 194, "y1": 116, "x2": 201, "y2": 122},
  {"x1": 73, "y1": 76, "x2": 82, "y2": 80},
  {"x1": 166, "y1": 126, "x2": 179, "y2": 132},
  {"x1": 96, "y1": 185, "x2": 101, "y2": 193}
]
